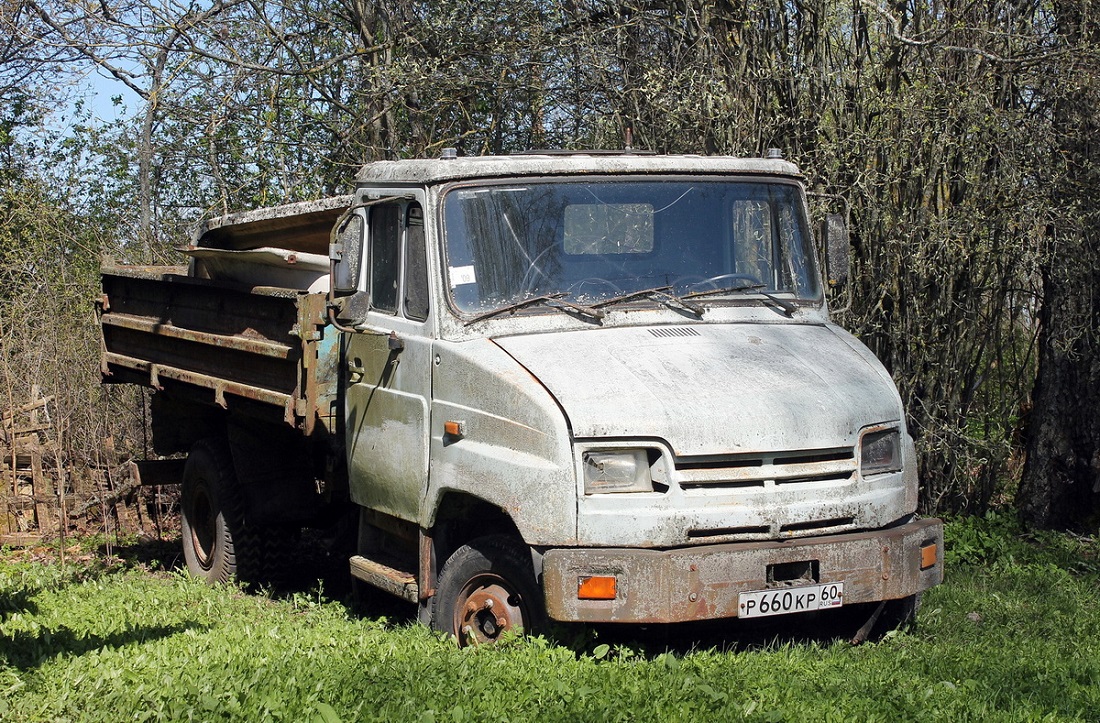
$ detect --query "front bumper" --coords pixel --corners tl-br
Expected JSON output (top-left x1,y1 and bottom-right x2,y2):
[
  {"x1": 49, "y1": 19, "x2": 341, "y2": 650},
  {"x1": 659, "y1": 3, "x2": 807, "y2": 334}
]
[{"x1": 541, "y1": 518, "x2": 943, "y2": 623}]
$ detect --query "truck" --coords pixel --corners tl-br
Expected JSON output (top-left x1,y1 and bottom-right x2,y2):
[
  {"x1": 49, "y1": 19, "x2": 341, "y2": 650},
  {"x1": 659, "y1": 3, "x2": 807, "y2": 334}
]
[{"x1": 98, "y1": 150, "x2": 943, "y2": 644}]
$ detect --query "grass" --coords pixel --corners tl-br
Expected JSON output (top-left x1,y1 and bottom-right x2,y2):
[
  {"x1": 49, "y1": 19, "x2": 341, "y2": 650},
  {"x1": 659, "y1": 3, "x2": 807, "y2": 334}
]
[{"x1": 1, "y1": 515, "x2": 1098, "y2": 722}]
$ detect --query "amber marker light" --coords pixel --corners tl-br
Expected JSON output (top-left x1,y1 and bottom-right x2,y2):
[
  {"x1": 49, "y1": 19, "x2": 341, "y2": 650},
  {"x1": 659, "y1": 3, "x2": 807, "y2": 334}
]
[
  {"x1": 920, "y1": 542, "x2": 938, "y2": 570},
  {"x1": 578, "y1": 575, "x2": 617, "y2": 600},
  {"x1": 443, "y1": 420, "x2": 465, "y2": 438}
]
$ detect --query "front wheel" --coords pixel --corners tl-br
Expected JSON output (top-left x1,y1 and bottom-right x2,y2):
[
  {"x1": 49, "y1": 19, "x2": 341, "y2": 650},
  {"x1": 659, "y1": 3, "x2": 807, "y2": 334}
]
[
  {"x1": 879, "y1": 593, "x2": 922, "y2": 633},
  {"x1": 428, "y1": 535, "x2": 545, "y2": 645}
]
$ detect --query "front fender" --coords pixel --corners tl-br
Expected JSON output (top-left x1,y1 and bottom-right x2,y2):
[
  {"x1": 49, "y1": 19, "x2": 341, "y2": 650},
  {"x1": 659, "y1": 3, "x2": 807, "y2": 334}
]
[{"x1": 423, "y1": 339, "x2": 577, "y2": 546}]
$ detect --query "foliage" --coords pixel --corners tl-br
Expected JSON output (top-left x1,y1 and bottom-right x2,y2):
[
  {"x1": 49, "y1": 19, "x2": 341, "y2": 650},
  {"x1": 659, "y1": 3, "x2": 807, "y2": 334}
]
[
  {"x1": 946, "y1": 511, "x2": 1100, "y2": 576},
  {"x1": 0, "y1": 111, "x2": 150, "y2": 474},
  {"x1": 1, "y1": 0, "x2": 1098, "y2": 520},
  {"x1": 1, "y1": 522, "x2": 1099, "y2": 721}
]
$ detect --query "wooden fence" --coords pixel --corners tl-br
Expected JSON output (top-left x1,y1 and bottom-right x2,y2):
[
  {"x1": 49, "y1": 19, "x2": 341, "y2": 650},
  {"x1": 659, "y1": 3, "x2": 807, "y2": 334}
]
[{"x1": 1, "y1": 387, "x2": 168, "y2": 547}]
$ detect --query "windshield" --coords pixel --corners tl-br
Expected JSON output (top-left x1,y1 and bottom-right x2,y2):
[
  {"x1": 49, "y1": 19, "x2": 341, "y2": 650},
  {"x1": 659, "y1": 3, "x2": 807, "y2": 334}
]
[{"x1": 442, "y1": 179, "x2": 821, "y2": 315}]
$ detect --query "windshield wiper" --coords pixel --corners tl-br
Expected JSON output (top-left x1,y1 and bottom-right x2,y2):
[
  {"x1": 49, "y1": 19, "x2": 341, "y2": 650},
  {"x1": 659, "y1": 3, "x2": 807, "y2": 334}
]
[
  {"x1": 464, "y1": 292, "x2": 605, "y2": 325},
  {"x1": 682, "y1": 283, "x2": 798, "y2": 315},
  {"x1": 592, "y1": 286, "x2": 705, "y2": 316}
]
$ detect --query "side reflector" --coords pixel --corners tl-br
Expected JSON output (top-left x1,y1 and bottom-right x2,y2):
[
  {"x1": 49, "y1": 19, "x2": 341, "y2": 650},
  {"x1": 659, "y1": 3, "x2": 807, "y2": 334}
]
[
  {"x1": 920, "y1": 542, "x2": 938, "y2": 570},
  {"x1": 578, "y1": 575, "x2": 617, "y2": 600},
  {"x1": 443, "y1": 420, "x2": 465, "y2": 438}
]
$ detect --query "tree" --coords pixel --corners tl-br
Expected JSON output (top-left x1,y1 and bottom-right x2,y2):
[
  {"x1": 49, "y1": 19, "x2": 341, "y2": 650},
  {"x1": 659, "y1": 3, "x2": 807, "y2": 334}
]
[
  {"x1": 5, "y1": 0, "x2": 1096, "y2": 523},
  {"x1": 1018, "y1": 1, "x2": 1100, "y2": 531}
]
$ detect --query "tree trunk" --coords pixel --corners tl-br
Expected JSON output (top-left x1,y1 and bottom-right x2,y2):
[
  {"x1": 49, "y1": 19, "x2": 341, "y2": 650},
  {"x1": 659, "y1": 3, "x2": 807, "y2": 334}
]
[{"x1": 1018, "y1": 0, "x2": 1100, "y2": 531}]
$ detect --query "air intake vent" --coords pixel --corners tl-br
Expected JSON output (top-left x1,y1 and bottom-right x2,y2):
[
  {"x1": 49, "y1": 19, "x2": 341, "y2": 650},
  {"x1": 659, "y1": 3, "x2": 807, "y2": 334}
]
[{"x1": 648, "y1": 327, "x2": 700, "y2": 338}]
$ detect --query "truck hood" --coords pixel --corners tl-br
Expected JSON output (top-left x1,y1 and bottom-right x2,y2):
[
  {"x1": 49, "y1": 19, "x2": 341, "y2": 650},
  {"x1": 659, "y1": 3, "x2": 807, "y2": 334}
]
[{"x1": 493, "y1": 323, "x2": 902, "y2": 457}]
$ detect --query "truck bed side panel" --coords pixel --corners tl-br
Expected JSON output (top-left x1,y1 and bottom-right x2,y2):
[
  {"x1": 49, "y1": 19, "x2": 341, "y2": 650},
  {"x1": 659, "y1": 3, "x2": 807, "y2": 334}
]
[{"x1": 99, "y1": 262, "x2": 336, "y2": 435}]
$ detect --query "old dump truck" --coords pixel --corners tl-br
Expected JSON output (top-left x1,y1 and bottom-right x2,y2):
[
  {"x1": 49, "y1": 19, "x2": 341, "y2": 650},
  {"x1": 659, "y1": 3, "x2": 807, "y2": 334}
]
[{"x1": 99, "y1": 151, "x2": 943, "y2": 643}]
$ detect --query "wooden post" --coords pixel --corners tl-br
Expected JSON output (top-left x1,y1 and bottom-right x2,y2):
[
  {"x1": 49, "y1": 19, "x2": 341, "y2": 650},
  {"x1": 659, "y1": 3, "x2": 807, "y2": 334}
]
[
  {"x1": 1, "y1": 415, "x2": 8, "y2": 535},
  {"x1": 0, "y1": 454, "x2": 8, "y2": 536},
  {"x1": 30, "y1": 441, "x2": 53, "y2": 535},
  {"x1": 104, "y1": 436, "x2": 136, "y2": 534}
]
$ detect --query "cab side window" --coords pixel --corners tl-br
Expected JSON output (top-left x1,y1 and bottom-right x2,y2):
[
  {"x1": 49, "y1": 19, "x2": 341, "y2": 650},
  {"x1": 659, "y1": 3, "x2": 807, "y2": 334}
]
[
  {"x1": 404, "y1": 204, "x2": 429, "y2": 321},
  {"x1": 369, "y1": 201, "x2": 429, "y2": 321},
  {"x1": 369, "y1": 204, "x2": 401, "y2": 314}
]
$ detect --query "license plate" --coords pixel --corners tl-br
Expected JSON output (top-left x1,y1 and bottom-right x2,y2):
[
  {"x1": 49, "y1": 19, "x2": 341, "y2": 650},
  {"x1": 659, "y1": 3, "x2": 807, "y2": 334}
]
[{"x1": 738, "y1": 582, "x2": 844, "y2": 618}]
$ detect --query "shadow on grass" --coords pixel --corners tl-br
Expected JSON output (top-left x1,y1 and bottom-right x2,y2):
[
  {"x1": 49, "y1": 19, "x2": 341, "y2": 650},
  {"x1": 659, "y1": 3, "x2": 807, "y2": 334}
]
[
  {"x1": 0, "y1": 621, "x2": 205, "y2": 670},
  {"x1": 91, "y1": 532, "x2": 895, "y2": 654},
  {"x1": 333, "y1": 577, "x2": 890, "y2": 655},
  {"x1": 95, "y1": 536, "x2": 185, "y2": 574},
  {"x1": 562, "y1": 603, "x2": 893, "y2": 657},
  {"x1": 0, "y1": 587, "x2": 39, "y2": 619}
]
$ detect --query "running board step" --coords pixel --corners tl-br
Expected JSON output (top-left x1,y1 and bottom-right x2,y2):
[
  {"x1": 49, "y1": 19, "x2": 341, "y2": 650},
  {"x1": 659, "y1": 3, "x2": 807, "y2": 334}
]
[{"x1": 349, "y1": 555, "x2": 419, "y2": 603}]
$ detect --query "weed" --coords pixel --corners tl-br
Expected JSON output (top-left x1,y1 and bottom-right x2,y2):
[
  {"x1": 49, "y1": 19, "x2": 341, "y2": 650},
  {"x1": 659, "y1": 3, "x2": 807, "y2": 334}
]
[{"x1": 1, "y1": 521, "x2": 1098, "y2": 721}]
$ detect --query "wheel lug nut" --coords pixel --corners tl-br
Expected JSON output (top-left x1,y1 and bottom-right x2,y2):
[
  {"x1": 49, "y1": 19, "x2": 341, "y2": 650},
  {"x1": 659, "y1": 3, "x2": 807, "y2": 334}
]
[
  {"x1": 484, "y1": 598, "x2": 494, "y2": 609},
  {"x1": 496, "y1": 617, "x2": 507, "y2": 628}
]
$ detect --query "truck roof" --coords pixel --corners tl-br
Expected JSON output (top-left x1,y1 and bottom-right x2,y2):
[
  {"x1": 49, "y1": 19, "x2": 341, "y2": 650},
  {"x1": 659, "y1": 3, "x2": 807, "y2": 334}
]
[{"x1": 354, "y1": 152, "x2": 803, "y2": 186}]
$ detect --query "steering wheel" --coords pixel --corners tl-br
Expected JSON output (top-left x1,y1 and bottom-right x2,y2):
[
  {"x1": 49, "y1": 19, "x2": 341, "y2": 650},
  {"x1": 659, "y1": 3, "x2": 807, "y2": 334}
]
[
  {"x1": 568, "y1": 277, "x2": 622, "y2": 297},
  {"x1": 677, "y1": 273, "x2": 763, "y2": 292}
]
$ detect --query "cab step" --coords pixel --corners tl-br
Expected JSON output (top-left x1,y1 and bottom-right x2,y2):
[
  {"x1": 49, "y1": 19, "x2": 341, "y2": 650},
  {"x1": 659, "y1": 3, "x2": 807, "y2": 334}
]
[{"x1": 349, "y1": 554, "x2": 419, "y2": 603}]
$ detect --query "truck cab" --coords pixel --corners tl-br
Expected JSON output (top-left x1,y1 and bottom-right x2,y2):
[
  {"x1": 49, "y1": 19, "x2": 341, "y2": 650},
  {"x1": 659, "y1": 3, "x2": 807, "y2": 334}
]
[{"x1": 328, "y1": 152, "x2": 943, "y2": 642}]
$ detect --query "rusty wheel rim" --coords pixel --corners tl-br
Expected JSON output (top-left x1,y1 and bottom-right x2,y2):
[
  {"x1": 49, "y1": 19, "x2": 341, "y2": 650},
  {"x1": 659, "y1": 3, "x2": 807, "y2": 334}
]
[
  {"x1": 453, "y1": 574, "x2": 527, "y2": 645},
  {"x1": 188, "y1": 486, "x2": 216, "y2": 571}
]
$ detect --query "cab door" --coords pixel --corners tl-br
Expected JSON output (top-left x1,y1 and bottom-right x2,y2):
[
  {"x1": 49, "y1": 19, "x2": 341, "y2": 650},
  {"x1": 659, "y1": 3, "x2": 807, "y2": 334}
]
[{"x1": 344, "y1": 200, "x2": 433, "y2": 522}]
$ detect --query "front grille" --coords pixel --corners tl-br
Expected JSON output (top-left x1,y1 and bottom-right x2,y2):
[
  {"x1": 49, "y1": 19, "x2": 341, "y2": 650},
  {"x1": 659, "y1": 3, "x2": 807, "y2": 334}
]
[
  {"x1": 677, "y1": 448, "x2": 856, "y2": 491},
  {"x1": 687, "y1": 525, "x2": 770, "y2": 539}
]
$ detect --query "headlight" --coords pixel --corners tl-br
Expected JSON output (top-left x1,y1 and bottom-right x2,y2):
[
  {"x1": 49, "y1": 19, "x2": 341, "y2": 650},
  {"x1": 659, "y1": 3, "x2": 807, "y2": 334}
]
[
  {"x1": 583, "y1": 450, "x2": 653, "y2": 494},
  {"x1": 860, "y1": 429, "x2": 902, "y2": 476}
]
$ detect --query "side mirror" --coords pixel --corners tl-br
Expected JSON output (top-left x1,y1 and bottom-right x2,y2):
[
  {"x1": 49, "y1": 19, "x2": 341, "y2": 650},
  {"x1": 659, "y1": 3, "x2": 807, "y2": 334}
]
[
  {"x1": 330, "y1": 213, "x2": 365, "y2": 295},
  {"x1": 823, "y1": 213, "x2": 849, "y2": 289}
]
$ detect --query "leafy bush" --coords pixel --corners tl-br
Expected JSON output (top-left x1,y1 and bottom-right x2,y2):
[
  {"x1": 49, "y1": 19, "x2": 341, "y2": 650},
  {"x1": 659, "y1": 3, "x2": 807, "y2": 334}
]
[{"x1": 946, "y1": 512, "x2": 1100, "y2": 575}]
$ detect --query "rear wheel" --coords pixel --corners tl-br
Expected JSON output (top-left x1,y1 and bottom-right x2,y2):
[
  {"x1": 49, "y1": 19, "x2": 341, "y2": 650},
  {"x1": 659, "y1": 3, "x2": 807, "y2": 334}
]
[
  {"x1": 181, "y1": 439, "x2": 241, "y2": 584},
  {"x1": 428, "y1": 535, "x2": 545, "y2": 645},
  {"x1": 181, "y1": 438, "x2": 294, "y2": 587}
]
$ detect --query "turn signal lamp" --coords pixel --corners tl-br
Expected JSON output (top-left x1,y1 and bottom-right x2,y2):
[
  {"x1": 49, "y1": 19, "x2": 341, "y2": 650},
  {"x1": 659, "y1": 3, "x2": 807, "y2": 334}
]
[{"x1": 578, "y1": 575, "x2": 618, "y2": 600}]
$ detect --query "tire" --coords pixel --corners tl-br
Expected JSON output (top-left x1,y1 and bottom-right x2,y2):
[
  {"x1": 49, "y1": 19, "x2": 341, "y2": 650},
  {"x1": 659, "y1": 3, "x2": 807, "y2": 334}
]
[
  {"x1": 181, "y1": 438, "x2": 295, "y2": 588},
  {"x1": 428, "y1": 535, "x2": 545, "y2": 645},
  {"x1": 259, "y1": 525, "x2": 298, "y2": 588},
  {"x1": 881, "y1": 593, "x2": 923, "y2": 632},
  {"x1": 181, "y1": 438, "x2": 242, "y2": 584},
  {"x1": 864, "y1": 593, "x2": 923, "y2": 640}
]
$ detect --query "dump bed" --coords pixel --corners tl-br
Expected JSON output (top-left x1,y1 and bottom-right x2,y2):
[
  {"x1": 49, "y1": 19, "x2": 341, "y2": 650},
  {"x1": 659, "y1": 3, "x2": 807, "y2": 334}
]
[
  {"x1": 98, "y1": 197, "x2": 350, "y2": 437},
  {"x1": 98, "y1": 262, "x2": 337, "y2": 436}
]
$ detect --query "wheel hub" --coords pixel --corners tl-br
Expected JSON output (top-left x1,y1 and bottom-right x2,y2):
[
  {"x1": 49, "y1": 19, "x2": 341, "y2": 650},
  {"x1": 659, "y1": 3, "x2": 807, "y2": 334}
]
[{"x1": 457, "y1": 583, "x2": 523, "y2": 644}]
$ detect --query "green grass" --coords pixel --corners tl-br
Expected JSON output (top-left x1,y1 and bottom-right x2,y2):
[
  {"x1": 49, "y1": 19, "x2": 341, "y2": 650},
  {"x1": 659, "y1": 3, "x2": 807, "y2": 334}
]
[{"x1": 1, "y1": 515, "x2": 1098, "y2": 722}]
